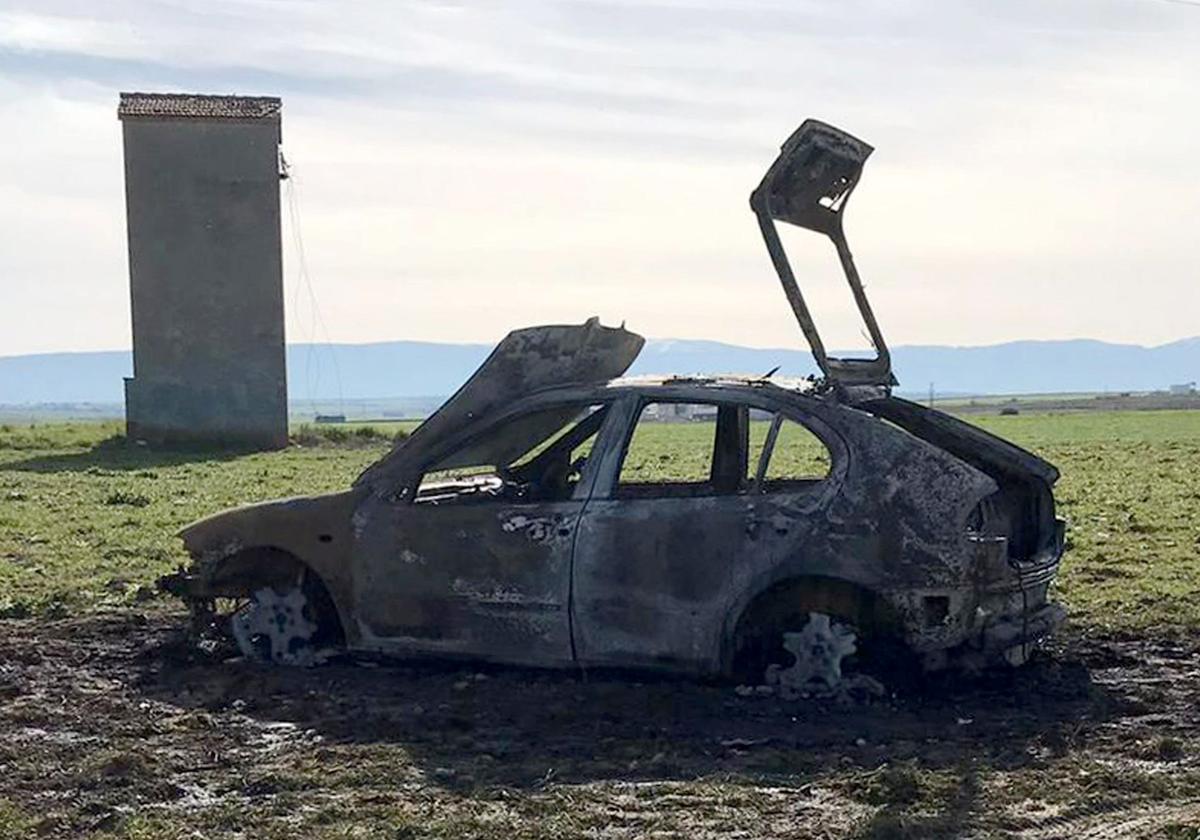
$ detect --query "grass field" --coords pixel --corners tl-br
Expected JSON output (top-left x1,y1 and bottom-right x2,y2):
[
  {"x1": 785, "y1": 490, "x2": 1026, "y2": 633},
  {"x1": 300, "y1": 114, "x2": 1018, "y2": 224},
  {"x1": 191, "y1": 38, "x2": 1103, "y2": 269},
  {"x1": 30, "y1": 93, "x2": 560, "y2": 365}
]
[
  {"x1": 0, "y1": 421, "x2": 398, "y2": 618},
  {"x1": 2, "y1": 411, "x2": 1198, "y2": 633},
  {"x1": 1, "y1": 410, "x2": 1199, "y2": 838}
]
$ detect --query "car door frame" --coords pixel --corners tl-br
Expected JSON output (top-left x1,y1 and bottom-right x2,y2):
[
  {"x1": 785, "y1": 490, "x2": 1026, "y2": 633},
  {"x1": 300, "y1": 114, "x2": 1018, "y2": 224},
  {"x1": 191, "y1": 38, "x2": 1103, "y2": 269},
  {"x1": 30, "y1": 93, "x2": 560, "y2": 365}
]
[
  {"x1": 348, "y1": 390, "x2": 621, "y2": 666},
  {"x1": 570, "y1": 386, "x2": 850, "y2": 674}
]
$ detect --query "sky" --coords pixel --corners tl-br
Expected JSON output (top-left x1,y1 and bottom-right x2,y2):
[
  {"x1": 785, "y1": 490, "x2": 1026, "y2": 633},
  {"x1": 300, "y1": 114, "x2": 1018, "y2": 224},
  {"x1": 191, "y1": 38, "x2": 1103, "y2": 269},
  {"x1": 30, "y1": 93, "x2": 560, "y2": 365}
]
[{"x1": 1, "y1": 0, "x2": 1198, "y2": 358}]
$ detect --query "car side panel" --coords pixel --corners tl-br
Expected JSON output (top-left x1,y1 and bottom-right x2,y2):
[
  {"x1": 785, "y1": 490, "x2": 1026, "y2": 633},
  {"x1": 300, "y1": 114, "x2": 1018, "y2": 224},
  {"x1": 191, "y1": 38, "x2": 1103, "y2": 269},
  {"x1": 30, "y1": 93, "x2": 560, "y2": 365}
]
[
  {"x1": 342, "y1": 385, "x2": 1000, "y2": 672},
  {"x1": 572, "y1": 494, "x2": 745, "y2": 671},
  {"x1": 571, "y1": 394, "x2": 851, "y2": 673},
  {"x1": 571, "y1": 394, "x2": 1000, "y2": 675},
  {"x1": 719, "y1": 402, "x2": 1001, "y2": 662},
  {"x1": 349, "y1": 494, "x2": 578, "y2": 666}
]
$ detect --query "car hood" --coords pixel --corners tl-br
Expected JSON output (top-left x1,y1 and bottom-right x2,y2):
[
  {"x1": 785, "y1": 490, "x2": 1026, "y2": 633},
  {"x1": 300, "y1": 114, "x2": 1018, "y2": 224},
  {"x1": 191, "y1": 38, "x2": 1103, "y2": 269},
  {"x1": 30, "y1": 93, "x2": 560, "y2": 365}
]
[{"x1": 356, "y1": 318, "x2": 644, "y2": 487}]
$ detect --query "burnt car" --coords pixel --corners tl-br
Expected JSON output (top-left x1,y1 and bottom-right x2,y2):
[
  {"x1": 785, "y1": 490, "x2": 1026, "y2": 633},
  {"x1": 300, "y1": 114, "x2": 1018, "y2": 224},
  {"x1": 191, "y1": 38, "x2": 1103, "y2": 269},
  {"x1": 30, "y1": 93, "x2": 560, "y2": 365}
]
[{"x1": 162, "y1": 120, "x2": 1066, "y2": 686}]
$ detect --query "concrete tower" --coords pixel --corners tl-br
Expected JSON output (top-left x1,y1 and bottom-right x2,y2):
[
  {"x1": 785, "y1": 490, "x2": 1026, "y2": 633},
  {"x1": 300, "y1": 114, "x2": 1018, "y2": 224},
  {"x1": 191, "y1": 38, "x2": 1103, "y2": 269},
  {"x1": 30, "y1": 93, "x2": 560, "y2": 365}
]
[{"x1": 118, "y1": 92, "x2": 288, "y2": 449}]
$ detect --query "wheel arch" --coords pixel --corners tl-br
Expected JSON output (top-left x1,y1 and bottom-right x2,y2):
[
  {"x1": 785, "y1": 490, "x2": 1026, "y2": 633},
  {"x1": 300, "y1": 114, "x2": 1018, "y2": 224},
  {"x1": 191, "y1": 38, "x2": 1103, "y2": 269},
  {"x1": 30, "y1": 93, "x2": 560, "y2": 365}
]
[
  {"x1": 719, "y1": 573, "x2": 903, "y2": 679},
  {"x1": 198, "y1": 545, "x2": 349, "y2": 646}
]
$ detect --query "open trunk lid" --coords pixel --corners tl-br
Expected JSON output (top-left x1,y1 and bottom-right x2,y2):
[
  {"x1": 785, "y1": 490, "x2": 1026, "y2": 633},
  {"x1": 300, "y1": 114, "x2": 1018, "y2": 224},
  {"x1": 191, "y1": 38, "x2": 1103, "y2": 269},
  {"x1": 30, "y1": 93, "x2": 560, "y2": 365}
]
[{"x1": 751, "y1": 119, "x2": 895, "y2": 389}]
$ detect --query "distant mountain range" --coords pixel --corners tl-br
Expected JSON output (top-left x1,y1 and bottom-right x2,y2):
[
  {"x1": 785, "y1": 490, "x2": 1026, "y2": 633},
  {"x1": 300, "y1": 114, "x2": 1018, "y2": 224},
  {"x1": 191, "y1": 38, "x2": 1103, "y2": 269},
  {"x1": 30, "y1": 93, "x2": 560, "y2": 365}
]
[{"x1": 1, "y1": 336, "x2": 1197, "y2": 406}]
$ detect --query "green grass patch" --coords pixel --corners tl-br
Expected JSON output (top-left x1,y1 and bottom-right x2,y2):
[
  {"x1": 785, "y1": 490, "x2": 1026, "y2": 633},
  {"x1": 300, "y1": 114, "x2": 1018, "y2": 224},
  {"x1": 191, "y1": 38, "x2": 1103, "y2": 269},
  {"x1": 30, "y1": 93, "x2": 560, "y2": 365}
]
[
  {"x1": 0, "y1": 423, "x2": 390, "y2": 616},
  {"x1": 973, "y1": 411, "x2": 1200, "y2": 634},
  {"x1": 291, "y1": 421, "x2": 413, "y2": 447}
]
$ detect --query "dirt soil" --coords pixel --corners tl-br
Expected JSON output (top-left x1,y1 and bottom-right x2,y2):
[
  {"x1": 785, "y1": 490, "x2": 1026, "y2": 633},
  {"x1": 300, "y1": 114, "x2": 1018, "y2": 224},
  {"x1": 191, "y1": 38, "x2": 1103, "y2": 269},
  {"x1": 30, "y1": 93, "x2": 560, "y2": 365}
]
[{"x1": 1, "y1": 610, "x2": 1198, "y2": 838}]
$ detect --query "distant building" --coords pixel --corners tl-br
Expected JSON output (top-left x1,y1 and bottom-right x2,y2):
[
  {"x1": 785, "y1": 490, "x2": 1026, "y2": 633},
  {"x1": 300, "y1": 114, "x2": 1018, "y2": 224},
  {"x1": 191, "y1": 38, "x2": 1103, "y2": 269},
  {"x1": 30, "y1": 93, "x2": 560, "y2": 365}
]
[
  {"x1": 1169, "y1": 382, "x2": 1197, "y2": 395},
  {"x1": 118, "y1": 92, "x2": 288, "y2": 449},
  {"x1": 646, "y1": 402, "x2": 720, "y2": 422}
]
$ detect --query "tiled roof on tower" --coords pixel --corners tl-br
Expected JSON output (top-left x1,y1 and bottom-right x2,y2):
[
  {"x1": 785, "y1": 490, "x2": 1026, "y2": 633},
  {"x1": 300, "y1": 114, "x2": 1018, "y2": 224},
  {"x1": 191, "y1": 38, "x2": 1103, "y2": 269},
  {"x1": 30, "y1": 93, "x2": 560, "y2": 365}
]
[{"x1": 118, "y1": 92, "x2": 282, "y2": 120}]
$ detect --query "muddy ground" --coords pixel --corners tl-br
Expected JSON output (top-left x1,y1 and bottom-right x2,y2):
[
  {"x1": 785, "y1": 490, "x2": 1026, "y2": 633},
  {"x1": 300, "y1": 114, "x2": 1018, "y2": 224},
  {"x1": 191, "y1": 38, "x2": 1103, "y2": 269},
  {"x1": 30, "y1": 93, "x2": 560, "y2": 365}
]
[{"x1": 0, "y1": 610, "x2": 1198, "y2": 839}]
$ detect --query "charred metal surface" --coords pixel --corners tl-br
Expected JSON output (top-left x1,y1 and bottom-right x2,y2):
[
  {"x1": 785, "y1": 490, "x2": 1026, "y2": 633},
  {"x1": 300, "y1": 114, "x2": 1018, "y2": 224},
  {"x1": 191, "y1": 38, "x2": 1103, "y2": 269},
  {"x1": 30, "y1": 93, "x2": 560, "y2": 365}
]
[
  {"x1": 162, "y1": 368, "x2": 1065, "y2": 677},
  {"x1": 159, "y1": 489, "x2": 365, "y2": 644},
  {"x1": 751, "y1": 119, "x2": 895, "y2": 388},
  {"x1": 162, "y1": 121, "x2": 1067, "y2": 679},
  {"x1": 349, "y1": 496, "x2": 578, "y2": 666},
  {"x1": 357, "y1": 318, "x2": 643, "y2": 489}
]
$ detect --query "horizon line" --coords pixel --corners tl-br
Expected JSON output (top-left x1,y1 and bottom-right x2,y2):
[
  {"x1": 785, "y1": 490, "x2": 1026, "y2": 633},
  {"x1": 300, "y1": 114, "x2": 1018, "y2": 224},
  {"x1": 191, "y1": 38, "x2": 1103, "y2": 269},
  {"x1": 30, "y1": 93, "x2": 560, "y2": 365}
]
[{"x1": 2, "y1": 333, "x2": 1198, "y2": 361}]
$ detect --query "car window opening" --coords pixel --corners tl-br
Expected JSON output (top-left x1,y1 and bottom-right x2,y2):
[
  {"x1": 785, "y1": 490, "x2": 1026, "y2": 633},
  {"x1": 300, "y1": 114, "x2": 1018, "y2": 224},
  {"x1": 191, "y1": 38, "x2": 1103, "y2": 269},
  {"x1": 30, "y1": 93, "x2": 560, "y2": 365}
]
[
  {"x1": 415, "y1": 403, "x2": 608, "y2": 505},
  {"x1": 750, "y1": 413, "x2": 833, "y2": 493},
  {"x1": 616, "y1": 402, "x2": 731, "y2": 499},
  {"x1": 615, "y1": 402, "x2": 829, "y2": 499}
]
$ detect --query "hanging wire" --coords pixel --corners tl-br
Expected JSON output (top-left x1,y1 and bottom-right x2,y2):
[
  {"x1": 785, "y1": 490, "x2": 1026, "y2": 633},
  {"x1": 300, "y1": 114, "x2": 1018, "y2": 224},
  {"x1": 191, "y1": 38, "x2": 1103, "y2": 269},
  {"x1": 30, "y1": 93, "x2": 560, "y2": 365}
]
[{"x1": 281, "y1": 151, "x2": 346, "y2": 421}]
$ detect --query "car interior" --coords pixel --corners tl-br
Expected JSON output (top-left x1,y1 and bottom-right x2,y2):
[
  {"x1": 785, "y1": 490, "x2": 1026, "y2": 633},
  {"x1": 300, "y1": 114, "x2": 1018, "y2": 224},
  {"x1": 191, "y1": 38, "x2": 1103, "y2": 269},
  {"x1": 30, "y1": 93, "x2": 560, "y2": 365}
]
[{"x1": 413, "y1": 398, "x2": 834, "y2": 506}]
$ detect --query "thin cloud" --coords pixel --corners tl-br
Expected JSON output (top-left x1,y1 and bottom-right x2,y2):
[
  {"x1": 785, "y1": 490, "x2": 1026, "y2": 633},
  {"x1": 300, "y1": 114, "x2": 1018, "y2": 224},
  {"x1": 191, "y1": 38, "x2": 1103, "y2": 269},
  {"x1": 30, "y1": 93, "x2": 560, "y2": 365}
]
[{"x1": 0, "y1": 0, "x2": 1197, "y2": 356}]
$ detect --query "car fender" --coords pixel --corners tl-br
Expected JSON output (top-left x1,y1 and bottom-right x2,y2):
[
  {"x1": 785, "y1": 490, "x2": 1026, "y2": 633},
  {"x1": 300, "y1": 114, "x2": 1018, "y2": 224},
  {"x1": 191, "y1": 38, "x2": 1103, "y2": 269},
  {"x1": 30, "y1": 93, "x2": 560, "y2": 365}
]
[{"x1": 167, "y1": 488, "x2": 367, "y2": 640}]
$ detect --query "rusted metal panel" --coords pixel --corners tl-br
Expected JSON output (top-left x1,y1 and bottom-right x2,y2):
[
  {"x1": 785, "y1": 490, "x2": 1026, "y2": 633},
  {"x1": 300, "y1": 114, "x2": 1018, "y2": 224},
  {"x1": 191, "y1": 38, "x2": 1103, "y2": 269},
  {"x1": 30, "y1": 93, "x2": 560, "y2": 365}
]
[
  {"x1": 165, "y1": 488, "x2": 367, "y2": 642},
  {"x1": 751, "y1": 119, "x2": 894, "y2": 388},
  {"x1": 164, "y1": 374, "x2": 1063, "y2": 676},
  {"x1": 349, "y1": 497, "x2": 578, "y2": 666},
  {"x1": 572, "y1": 493, "x2": 745, "y2": 671}
]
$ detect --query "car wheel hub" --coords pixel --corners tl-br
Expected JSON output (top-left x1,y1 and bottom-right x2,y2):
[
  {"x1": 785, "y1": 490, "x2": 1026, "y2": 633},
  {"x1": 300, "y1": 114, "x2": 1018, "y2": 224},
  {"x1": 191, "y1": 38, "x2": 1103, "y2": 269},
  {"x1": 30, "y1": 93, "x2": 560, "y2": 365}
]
[
  {"x1": 231, "y1": 586, "x2": 320, "y2": 666},
  {"x1": 765, "y1": 611, "x2": 858, "y2": 697}
]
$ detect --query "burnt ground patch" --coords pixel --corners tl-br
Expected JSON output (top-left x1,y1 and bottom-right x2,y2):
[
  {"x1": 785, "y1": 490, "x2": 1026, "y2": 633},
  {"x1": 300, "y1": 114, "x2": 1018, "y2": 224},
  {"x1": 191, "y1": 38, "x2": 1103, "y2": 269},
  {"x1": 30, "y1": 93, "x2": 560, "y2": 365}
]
[{"x1": 0, "y1": 609, "x2": 1198, "y2": 838}]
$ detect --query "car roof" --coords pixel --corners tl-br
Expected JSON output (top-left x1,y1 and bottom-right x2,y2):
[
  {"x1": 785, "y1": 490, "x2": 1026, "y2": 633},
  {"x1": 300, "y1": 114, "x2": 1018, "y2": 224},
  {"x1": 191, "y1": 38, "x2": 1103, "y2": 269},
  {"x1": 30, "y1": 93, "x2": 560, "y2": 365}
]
[
  {"x1": 481, "y1": 374, "x2": 831, "y2": 411},
  {"x1": 603, "y1": 373, "x2": 820, "y2": 394},
  {"x1": 355, "y1": 373, "x2": 831, "y2": 488}
]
